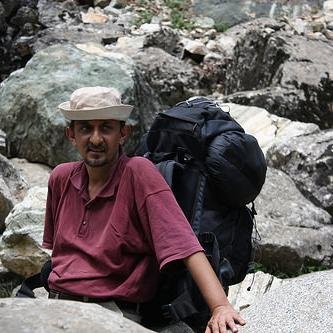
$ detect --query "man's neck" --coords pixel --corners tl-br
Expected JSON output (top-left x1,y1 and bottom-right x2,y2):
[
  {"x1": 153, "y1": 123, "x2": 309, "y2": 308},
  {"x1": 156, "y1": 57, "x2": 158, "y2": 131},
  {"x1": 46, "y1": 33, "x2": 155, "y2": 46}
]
[{"x1": 86, "y1": 156, "x2": 119, "y2": 199}]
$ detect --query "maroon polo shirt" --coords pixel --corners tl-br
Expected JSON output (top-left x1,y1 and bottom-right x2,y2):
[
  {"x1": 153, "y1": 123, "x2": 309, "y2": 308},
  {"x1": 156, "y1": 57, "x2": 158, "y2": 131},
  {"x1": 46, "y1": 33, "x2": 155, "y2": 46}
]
[{"x1": 43, "y1": 154, "x2": 203, "y2": 302}]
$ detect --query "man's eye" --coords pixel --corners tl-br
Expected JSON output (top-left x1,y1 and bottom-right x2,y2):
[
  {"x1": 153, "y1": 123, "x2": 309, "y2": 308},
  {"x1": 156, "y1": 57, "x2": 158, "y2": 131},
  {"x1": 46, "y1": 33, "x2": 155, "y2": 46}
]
[
  {"x1": 79, "y1": 126, "x2": 89, "y2": 132},
  {"x1": 102, "y1": 125, "x2": 113, "y2": 130}
]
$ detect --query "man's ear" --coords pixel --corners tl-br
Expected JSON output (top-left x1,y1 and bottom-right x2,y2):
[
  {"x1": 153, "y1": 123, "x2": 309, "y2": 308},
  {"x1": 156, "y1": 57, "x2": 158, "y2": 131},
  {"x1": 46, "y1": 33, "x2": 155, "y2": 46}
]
[
  {"x1": 120, "y1": 125, "x2": 131, "y2": 143},
  {"x1": 65, "y1": 127, "x2": 76, "y2": 147}
]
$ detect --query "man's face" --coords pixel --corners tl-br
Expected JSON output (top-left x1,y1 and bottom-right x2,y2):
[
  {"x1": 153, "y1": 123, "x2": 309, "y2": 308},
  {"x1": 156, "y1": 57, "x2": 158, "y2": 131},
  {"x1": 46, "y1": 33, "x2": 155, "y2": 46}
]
[{"x1": 66, "y1": 119, "x2": 127, "y2": 168}]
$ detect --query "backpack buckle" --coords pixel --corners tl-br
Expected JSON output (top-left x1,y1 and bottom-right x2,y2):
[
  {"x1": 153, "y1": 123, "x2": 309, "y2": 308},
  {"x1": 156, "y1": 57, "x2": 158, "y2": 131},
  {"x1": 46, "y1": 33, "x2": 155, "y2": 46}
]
[{"x1": 161, "y1": 304, "x2": 180, "y2": 322}]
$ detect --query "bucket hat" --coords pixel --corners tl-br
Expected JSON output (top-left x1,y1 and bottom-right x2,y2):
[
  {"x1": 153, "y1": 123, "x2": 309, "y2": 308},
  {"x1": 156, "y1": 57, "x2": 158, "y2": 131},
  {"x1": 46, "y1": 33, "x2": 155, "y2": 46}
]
[{"x1": 58, "y1": 86, "x2": 133, "y2": 121}]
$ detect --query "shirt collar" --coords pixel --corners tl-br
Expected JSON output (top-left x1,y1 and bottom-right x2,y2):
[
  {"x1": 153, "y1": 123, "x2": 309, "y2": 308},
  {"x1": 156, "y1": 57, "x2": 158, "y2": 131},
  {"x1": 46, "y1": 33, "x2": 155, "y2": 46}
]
[{"x1": 70, "y1": 152, "x2": 128, "y2": 199}]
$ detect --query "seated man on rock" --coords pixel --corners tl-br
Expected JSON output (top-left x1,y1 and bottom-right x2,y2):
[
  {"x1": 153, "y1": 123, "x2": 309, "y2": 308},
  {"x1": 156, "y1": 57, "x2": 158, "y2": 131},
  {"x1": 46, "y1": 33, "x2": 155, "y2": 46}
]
[{"x1": 42, "y1": 86, "x2": 245, "y2": 333}]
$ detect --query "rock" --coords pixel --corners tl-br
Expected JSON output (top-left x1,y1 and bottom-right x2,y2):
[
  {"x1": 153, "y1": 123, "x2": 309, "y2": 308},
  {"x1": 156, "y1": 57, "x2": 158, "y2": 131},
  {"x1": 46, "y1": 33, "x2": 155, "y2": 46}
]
[
  {"x1": 193, "y1": 16, "x2": 215, "y2": 29},
  {"x1": 191, "y1": 0, "x2": 325, "y2": 27},
  {"x1": 133, "y1": 47, "x2": 201, "y2": 107},
  {"x1": 266, "y1": 129, "x2": 333, "y2": 215},
  {"x1": 139, "y1": 23, "x2": 161, "y2": 34},
  {"x1": 324, "y1": 28, "x2": 333, "y2": 39},
  {"x1": 0, "y1": 43, "x2": 159, "y2": 166},
  {"x1": 0, "y1": 187, "x2": 50, "y2": 277},
  {"x1": 0, "y1": 130, "x2": 6, "y2": 156},
  {"x1": 0, "y1": 262, "x2": 22, "y2": 298},
  {"x1": 222, "y1": 103, "x2": 320, "y2": 155},
  {"x1": 10, "y1": 158, "x2": 51, "y2": 188},
  {"x1": 181, "y1": 39, "x2": 208, "y2": 63},
  {"x1": 0, "y1": 155, "x2": 28, "y2": 234},
  {"x1": 94, "y1": 0, "x2": 112, "y2": 9},
  {"x1": 113, "y1": 35, "x2": 145, "y2": 55},
  {"x1": 0, "y1": 298, "x2": 154, "y2": 333},
  {"x1": 239, "y1": 270, "x2": 333, "y2": 333},
  {"x1": 222, "y1": 20, "x2": 333, "y2": 128},
  {"x1": 324, "y1": 0, "x2": 333, "y2": 22},
  {"x1": 255, "y1": 167, "x2": 333, "y2": 274},
  {"x1": 81, "y1": 7, "x2": 109, "y2": 24},
  {"x1": 142, "y1": 27, "x2": 180, "y2": 55},
  {"x1": 228, "y1": 271, "x2": 285, "y2": 312}
]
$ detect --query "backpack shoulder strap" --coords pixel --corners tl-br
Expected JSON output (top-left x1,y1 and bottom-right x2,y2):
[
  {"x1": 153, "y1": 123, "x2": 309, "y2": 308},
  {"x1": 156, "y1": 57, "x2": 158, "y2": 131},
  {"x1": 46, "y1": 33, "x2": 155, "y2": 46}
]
[{"x1": 155, "y1": 160, "x2": 178, "y2": 188}]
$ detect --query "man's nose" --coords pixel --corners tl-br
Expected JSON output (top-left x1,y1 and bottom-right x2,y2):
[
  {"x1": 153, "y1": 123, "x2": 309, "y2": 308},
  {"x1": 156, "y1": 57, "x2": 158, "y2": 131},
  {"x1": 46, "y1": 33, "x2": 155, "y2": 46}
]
[{"x1": 89, "y1": 129, "x2": 103, "y2": 145}]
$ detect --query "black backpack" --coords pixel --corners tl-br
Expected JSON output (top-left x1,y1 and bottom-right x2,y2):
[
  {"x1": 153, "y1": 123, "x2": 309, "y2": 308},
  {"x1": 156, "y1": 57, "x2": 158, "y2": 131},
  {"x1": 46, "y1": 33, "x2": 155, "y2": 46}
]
[{"x1": 137, "y1": 97, "x2": 267, "y2": 326}]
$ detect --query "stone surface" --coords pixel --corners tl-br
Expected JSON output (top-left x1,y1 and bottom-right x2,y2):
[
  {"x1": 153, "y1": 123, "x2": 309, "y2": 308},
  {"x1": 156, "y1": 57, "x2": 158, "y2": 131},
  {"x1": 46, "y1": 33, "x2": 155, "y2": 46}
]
[
  {"x1": 239, "y1": 270, "x2": 333, "y2": 333},
  {"x1": 266, "y1": 129, "x2": 333, "y2": 215},
  {"x1": 10, "y1": 158, "x2": 51, "y2": 188},
  {"x1": 133, "y1": 47, "x2": 201, "y2": 107},
  {"x1": 0, "y1": 155, "x2": 28, "y2": 234},
  {"x1": 0, "y1": 43, "x2": 159, "y2": 166},
  {"x1": 255, "y1": 167, "x2": 333, "y2": 273},
  {"x1": 81, "y1": 7, "x2": 109, "y2": 24},
  {"x1": 228, "y1": 271, "x2": 285, "y2": 312},
  {"x1": 222, "y1": 20, "x2": 333, "y2": 128},
  {"x1": 0, "y1": 298, "x2": 154, "y2": 333},
  {"x1": 192, "y1": 0, "x2": 324, "y2": 27},
  {"x1": 220, "y1": 103, "x2": 320, "y2": 155},
  {"x1": 0, "y1": 187, "x2": 50, "y2": 277}
]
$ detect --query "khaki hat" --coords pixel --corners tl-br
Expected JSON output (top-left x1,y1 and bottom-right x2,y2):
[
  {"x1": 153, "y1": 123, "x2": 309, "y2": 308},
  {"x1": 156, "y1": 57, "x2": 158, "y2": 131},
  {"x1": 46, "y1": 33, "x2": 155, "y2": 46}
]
[{"x1": 58, "y1": 86, "x2": 133, "y2": 121}]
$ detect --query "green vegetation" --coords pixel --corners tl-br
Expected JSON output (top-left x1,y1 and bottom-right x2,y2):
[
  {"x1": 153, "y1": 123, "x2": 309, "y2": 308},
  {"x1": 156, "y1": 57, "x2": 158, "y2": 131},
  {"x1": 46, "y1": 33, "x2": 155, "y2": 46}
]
[
  {"x1": 214, "y1": 21, "x2": 229, "y2": 33},
  {"x1": 132, "y1": 0, "x2": 195, "y2": 30},
  {"x1": 165, "y1": 0, "x2": 194, "y2": 30}
]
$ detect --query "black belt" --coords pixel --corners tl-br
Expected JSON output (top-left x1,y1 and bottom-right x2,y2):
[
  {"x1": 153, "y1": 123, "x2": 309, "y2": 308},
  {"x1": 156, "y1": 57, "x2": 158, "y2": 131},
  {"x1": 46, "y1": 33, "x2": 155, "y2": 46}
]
[{"x1": 49, "y1": 290, "x2": 138, "y2": 310}]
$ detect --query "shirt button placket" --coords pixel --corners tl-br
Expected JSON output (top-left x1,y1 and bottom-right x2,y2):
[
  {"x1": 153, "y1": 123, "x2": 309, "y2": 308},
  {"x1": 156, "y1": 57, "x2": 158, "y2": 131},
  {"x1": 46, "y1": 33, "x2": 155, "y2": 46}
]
[{"x1": 78, "y1": 207, "x2": 89, "y2": 237}]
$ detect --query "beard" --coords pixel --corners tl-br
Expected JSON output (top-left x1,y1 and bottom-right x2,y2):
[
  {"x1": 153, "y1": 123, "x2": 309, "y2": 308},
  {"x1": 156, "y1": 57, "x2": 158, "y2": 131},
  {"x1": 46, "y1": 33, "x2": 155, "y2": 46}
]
[{"x1": 84, "y1": 143, "x2": 118, "y2": 168}]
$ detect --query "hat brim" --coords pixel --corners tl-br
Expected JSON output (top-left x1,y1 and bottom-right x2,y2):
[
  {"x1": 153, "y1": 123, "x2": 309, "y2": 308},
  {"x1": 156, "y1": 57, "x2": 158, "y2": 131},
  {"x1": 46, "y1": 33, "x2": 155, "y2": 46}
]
[{"x1": 59, "y1": 101, "x2": 133, "y2": 121}]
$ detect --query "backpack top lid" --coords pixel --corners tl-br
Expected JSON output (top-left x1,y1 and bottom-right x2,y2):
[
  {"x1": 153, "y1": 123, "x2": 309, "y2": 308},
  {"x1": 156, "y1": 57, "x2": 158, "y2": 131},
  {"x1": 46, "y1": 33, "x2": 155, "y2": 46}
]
[{"x1": 146, "y1": 97, "x2": 245, "y2": 161}]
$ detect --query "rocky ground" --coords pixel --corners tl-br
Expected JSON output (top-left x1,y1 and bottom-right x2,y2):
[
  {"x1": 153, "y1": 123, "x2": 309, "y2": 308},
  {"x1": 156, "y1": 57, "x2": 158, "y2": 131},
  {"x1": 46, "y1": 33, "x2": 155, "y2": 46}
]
[{"x1": 0, "y1": 0, "x2": 332, "y2": 332}]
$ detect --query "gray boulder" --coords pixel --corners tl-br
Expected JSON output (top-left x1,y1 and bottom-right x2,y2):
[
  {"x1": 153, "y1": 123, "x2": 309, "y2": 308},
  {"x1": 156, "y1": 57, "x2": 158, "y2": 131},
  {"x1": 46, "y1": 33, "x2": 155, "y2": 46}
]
[
  {"x1": 221, "y1": 102, "x2": 320, "y2": 155},
  {"x1": 255, "y1": 167, "x2": 333, "y2": 274},
  {"x1": 133, "y1": 47, "x2": 201, "y2": 107},
  {"x1": 221, "y1": 20, "x2": 333, "y2": 128},
  {"x1": 239, "y1": 270, "x2": 333, "y2": 333},
  {"x1": 0, "y1": 298, "x2": 154, "y2": 333},
  {"x1": 0, "y1": 154, "x2": 27, "y2": 234},
  {"x1": 228, "y1": 271, "x2": 285, "y2": 312},
  {"x1": 10, "y1": 158, "x2": 51, "y2": 189},
  {"x1": 0, "y1": 187, "x2": 50, "y2": 277},
  {"x1": 0, "y1": 43, "x2": 159, "y2": 167},
  {"x1": 266, "y1": 129, "x2": 333, "y2": 215},
  {"x1": 192, "y1": 0, "x2": 325, "y2": 27}
]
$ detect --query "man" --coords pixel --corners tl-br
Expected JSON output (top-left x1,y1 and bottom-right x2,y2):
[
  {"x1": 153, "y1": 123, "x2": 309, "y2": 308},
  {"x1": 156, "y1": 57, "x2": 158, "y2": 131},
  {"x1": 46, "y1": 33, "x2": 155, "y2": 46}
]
[{"x1": 42, "y1": 86, "x2": 245, "y2": 333}]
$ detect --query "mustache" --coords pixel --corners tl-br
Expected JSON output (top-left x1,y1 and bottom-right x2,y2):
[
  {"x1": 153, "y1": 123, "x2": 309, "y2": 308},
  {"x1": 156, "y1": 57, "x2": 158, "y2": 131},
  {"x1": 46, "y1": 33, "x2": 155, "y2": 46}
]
[{"x1": 87, "y1": 143, "x2": 106, "y2": 152}]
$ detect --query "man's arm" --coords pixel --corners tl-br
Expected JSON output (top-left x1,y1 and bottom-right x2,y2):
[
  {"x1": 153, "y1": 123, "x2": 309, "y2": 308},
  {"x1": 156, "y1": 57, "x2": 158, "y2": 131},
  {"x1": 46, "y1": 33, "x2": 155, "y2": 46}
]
[{"x1": 183, "y1": 252, "x2": 245, "y2": 333}]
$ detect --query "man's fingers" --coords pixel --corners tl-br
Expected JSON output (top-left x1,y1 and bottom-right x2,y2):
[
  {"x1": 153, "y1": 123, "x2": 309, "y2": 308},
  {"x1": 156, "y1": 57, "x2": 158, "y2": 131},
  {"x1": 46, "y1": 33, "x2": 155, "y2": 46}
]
[
  {"x1": 234, "y1": 314, "x2": 246, "y2": 325},
  {"x1": 226, "y1": 319, "x2": 239, "y2": 333},
  {"x1": 217, "y1": 321, "x2": 227, "y2": 333}
]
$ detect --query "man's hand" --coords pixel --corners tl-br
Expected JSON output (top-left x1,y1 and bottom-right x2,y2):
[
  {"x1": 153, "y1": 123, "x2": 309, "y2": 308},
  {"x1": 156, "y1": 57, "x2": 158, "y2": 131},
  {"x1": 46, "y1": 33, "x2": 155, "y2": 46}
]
[{"x1": 205, "y1": 304, "x2": 246, "y2": 333}]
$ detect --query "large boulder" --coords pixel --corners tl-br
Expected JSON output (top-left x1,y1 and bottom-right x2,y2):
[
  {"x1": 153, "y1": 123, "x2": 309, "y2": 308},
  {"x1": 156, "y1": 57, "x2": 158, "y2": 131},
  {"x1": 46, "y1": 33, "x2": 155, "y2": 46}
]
[
  {"x1": 239, "y1": 270, "x2": 333, "y2": 333},
  {"x1": 221, "y1": 19, "x2": 333, "y2": 128},
  {"x1": 0, "y1": 298, "x2": 154, "y2": 333},
  {"x1": 133, "y1": 47, "x2": 202, "y2": 107},
  {"x1": 0, "y1": 154, "x2": 27, "y2": 234},
  {"x1": 221, "y1": 102, "x2": 320, "y2": 155},
  {"x1": 255, "y1": 167, "x2": 333, "y2": 274},
  {"x1": 228, "y1": 271, "x2": 285, "y2": 312},
  {"x1": 192, "y1": 0, "x2": 323, "y2": 27},
  {"x1": 0, "y1": 43, "x2": 160, "y2": 167},
  {"x1": 266, "y1": 129, "x2": 333, "y2": 215},
  {"x1": 0, "y1": 186, "x2": 50, "y2": 277}
]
